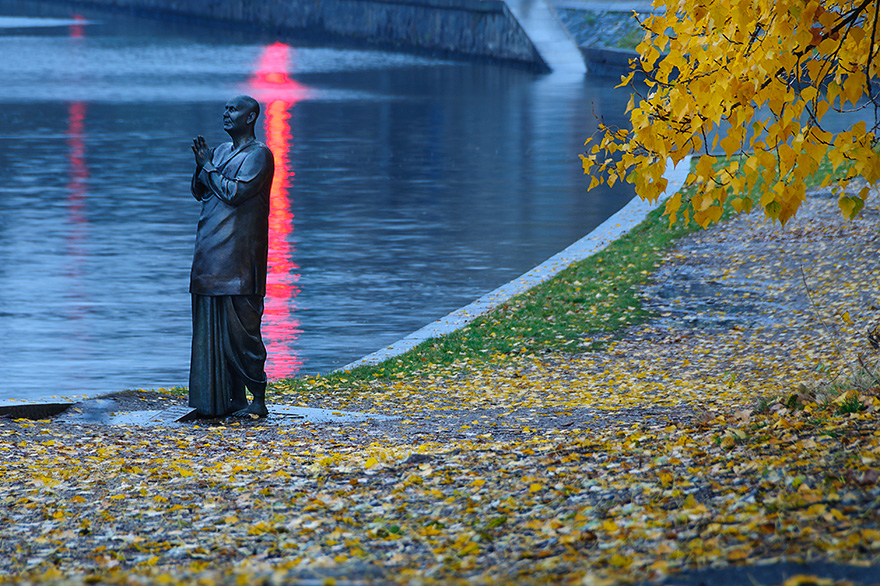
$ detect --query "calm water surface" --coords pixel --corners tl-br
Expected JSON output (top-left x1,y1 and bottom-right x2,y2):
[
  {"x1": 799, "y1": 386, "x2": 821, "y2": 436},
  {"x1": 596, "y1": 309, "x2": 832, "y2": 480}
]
[{"x1": 0, "y1": 1, "x2": 638, "y2": 401}]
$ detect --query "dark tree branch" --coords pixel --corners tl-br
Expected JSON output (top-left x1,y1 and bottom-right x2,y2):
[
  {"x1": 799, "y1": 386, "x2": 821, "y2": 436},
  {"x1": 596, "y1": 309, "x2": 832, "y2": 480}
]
[{"x1": 866, "y1": 0, "x2": 880, "y2": 125}]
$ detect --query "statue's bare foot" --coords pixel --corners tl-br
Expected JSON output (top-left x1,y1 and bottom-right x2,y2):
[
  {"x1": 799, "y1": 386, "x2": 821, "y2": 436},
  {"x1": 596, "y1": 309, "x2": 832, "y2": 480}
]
[{"x1": 230, "y1": 401, "x2": 268, "y2": 419}]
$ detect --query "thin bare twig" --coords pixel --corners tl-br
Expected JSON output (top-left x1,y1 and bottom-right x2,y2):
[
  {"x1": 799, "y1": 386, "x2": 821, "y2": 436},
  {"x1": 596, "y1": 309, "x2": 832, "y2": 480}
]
[{"x1": 798, "y1": 263, "x2": 857, "y2": 380}]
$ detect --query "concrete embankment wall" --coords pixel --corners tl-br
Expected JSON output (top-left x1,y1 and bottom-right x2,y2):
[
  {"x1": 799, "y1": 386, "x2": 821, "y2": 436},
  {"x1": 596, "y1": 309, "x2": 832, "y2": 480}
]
[
  {"x1": 579, "y1": 46, "x2": 638, "y2": 77},
  {"x1": 49, "y1": 0, "x2": 547, "y2": 69}
]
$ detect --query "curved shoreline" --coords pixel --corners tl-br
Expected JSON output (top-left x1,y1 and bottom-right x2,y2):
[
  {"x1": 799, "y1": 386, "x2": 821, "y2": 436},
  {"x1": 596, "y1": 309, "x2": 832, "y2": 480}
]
[{"x1": 340, "y1": 156, "x2": 691, "y2": 371}]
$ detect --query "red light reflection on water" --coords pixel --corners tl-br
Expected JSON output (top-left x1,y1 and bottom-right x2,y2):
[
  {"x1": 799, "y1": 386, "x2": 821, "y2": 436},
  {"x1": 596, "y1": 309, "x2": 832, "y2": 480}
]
[
  {"x1": 67, "y1": 101, "x2": 88, "y2": 227},
  {"x1": 67, "y1": 17, "x2": 88, "y2": 248},
  {"x1": 66, "y1": 15, "x2": 89, "y2": 329},
  {"x1": 248, "y1": 43, "x2": 311, "y2": 378},
  {"x1": 69, "y1": 14, "x2": 85, "y2": 38}
]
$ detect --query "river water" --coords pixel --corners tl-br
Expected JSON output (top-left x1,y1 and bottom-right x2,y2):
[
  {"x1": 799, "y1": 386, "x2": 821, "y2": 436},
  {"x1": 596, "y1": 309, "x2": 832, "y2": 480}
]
[{"x1": 0, "y1": 0, "x2": 638, "y2": 401}]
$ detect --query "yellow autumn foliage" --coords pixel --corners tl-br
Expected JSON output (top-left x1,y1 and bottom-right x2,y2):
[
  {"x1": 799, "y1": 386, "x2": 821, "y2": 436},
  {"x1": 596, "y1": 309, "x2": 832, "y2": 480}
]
[{"x1": 581, "y1": 0, "x2": 880, "y2": 227}]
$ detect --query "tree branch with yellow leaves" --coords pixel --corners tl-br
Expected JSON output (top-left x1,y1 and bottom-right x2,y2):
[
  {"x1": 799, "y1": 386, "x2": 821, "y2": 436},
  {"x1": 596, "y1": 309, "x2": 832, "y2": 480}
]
[{"x1": 581, "y1": 0, "x2": 880, "y2": 227}]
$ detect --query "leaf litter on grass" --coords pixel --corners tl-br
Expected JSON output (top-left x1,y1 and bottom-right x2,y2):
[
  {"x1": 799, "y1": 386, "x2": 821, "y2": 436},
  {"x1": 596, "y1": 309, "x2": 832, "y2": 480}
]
[{"x1": 0, "y1": 187, "x2": 878, "y2": 585}]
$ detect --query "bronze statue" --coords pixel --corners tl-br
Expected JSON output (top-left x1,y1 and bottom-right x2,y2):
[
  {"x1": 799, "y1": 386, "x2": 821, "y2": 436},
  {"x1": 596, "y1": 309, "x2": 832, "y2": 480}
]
[{"x1": 189, "y1": 95, "x2": 274, "y2": 418}]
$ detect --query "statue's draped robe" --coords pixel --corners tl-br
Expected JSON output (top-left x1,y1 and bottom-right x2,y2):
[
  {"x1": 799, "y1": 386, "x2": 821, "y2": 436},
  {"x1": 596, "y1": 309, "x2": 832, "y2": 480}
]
[{"x1": 189, "y1": 140, "x2": 274, "y2": 417}]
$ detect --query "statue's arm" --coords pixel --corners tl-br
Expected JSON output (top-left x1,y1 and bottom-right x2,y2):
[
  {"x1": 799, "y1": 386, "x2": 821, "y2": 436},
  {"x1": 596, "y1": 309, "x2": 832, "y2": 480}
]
[
  {"x1": 191, "y1": 163, "x2": 209, "y2": 201},
  {"x1": 197, "y1": 147, "x2": 274, "y2": 207}
]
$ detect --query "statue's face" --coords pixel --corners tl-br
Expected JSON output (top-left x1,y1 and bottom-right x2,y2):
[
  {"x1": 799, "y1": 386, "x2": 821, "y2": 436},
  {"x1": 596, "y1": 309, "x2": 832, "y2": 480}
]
[{"x1": 222, "y1": 98, "x2": 254, "y2": 133}]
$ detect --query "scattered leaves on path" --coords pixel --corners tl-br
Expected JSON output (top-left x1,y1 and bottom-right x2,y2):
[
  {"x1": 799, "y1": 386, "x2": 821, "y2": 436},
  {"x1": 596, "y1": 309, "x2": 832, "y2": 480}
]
[{"x1": 1, "y1": 189, "x2": 878, "y2": 585}]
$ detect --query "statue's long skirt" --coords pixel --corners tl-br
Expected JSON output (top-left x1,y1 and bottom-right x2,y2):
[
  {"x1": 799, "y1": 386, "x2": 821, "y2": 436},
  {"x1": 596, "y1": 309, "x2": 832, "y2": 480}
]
[{"x1": 189, "y1": 294, "x2": 267, "y2": 417}]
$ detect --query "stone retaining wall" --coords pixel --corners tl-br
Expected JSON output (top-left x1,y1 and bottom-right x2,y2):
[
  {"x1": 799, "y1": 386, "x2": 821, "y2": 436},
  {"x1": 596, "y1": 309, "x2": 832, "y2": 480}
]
[
  {"x1": 579, "y1": 45, "x2": 638, "y2": 77},
  {"x1": 41, "y1": 0, "x2": 547, "y2": 69}
]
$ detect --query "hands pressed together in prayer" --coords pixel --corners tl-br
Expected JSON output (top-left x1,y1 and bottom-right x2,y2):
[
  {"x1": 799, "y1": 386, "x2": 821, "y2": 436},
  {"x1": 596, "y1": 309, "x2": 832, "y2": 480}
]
[{"x1": 191, "y1": 135, "x2": 211, "y2": 168}]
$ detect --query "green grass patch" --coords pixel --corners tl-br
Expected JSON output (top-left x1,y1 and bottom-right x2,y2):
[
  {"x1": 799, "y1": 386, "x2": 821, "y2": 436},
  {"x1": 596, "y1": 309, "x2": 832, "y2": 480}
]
[
  {"x1": 272, "y1": 201, "x2": 701, "y2": 396},
  {"x1": 614, "y1": 26, "x2": 645, "y2": 51},
  {"x1": 386, "y1": 203, "x2": 695, "y2": 364}
]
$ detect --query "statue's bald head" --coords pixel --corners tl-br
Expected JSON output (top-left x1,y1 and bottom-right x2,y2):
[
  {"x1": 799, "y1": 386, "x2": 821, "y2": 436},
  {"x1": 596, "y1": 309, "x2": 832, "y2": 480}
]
[
  {"x1": 222, "y1": 95, "x2": 261, "y2": 139},
  {"x1": 233, "y1": 95, "x2": 260, "y2": 125}
]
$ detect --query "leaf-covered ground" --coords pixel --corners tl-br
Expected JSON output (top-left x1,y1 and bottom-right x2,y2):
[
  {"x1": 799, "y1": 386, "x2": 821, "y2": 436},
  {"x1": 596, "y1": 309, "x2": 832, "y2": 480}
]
[{"x1": 1, "y1": 188, "x2": 879, "y2": 585}]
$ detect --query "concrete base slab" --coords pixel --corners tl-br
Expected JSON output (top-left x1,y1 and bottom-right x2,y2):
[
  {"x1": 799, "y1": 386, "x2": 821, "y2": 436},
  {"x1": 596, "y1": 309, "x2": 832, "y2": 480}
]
[
  {"x1": 55, "y1": 404, "x2": 397, "y2": 427},
  {"x1": 156, "y1": 405, "x2": 200, "y2": 423}
]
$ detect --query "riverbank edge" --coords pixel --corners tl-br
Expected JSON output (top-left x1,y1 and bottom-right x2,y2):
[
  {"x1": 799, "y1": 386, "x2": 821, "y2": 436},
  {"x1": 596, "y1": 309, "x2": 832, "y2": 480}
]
[{"x1": 340, "y1": 157, "x2": 691, "y2": 372}]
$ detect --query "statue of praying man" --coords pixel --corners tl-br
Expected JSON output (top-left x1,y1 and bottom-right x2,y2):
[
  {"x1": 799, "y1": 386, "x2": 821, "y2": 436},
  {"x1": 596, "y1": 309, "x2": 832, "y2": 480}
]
[{"x1": 188, "y1": 95, "x2": 274, "y2": 418}]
